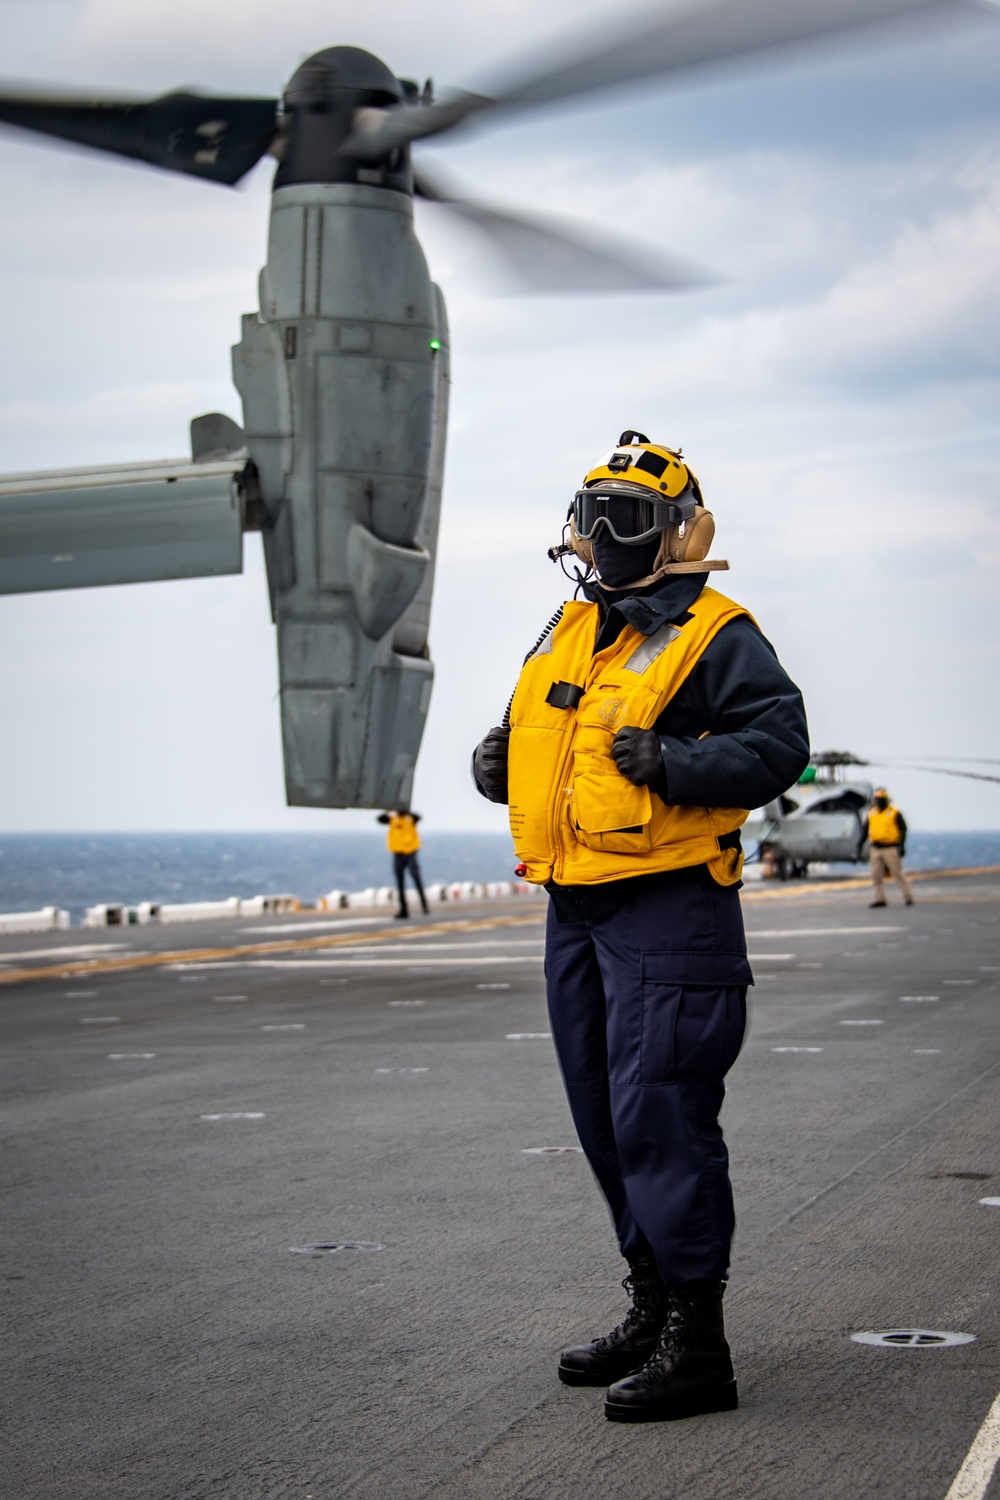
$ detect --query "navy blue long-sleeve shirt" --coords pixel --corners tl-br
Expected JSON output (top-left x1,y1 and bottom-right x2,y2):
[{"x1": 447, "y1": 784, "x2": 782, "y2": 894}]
[{"x1": 588, "y1": 573, "x2": 810, "y2": 811}]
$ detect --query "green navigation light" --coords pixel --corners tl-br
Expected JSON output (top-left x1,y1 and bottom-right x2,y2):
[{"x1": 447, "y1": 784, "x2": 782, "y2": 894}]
[
  {"x1": 798, "y1": 765, "x2": 818, "y2": 784},
  {"x1": 429, "y1": 339, "x2": 441, "y2": 350}
]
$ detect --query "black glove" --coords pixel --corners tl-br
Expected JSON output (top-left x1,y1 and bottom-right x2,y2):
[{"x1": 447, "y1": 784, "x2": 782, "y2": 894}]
[
  {"x1": 473, "y1": 726, "x2": 510, "y2": 804},
  {"x1": 611, "y1": 726, "x2": 666, "y2": 791}
]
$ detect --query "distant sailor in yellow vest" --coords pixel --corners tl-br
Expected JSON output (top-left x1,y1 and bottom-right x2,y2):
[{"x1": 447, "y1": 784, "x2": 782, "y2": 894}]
[
  {"x1": 376, "y1": 810, "x2": 429, "y2": 919},
  {"x1": 473, "y1": 431, "x2": 809, "y2": 1424},
  {"x1": 866, "y1": 789, "x2": 913, "y2": 908}
]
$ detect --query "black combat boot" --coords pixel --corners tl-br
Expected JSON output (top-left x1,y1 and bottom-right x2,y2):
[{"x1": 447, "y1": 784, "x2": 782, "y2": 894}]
[
  {"x1": 558, "y1": 1254, "x2": 667, "y2": 1386},
  {"x1": 604, "y1": 1280, "x2": 738, "y2": 1422}
]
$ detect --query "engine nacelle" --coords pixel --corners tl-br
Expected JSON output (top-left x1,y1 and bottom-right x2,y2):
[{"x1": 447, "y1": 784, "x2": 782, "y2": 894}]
[{"x1": 233, "y1": 181, "x2": 449, "y2": 808}]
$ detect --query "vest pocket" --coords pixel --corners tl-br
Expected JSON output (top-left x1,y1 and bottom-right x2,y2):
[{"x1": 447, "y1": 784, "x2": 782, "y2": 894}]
[{"x1": 572, "y1": 772, "x2": 652, "y2": 854}]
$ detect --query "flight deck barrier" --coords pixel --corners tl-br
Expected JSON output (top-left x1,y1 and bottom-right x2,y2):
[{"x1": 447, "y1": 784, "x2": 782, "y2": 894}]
[
  {"x1": 73, "y1": 882, "x2": 543, "y2": 927},
  {"x1": 0, "y1": 906, "x2": 71, "y2": 935}
]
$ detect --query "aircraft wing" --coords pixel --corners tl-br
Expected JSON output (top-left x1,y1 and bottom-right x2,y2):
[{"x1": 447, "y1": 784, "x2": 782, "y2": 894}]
[
  {"x1": 0, "y1": 450, "x2": 249, "y2": 595},
  {"x1": 0, "y1": 410, "x2": 442, "y2": 811}
]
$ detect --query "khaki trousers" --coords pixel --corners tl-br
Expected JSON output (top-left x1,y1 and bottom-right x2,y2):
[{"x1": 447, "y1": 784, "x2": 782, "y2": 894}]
[{"x1": 870, "y1": 845, "x2": 913, "y2": 903}]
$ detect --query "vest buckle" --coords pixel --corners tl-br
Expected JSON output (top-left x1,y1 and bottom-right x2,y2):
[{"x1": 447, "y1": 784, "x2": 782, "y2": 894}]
[{"x1": 545, "y1": 681, "x2": 585, "y2": 710}]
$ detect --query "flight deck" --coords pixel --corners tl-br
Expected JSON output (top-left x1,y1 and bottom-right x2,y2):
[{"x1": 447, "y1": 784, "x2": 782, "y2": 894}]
[{"x1": 2, "y1": 869, "x2": 999, "y2": 1499}]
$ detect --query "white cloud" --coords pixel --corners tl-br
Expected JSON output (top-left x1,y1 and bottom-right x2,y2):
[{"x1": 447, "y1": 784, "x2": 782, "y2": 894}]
[
  {"x1": 1, "y1": 4, "x2": 999, "y2": 830},
  {"x1": 58, "y1": 0, "x2": 620, "y2": 94}
]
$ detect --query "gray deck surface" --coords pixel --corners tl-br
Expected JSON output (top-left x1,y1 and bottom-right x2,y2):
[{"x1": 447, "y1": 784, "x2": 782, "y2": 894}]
[{"x1": 2, "y1": 871, "x2": 998, "y2": 1499}]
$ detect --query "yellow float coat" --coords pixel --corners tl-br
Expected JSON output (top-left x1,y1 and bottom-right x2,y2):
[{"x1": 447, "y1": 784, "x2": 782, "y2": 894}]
[
  {"x1": 867, "y1": 806, "x2": 903, "y2": 844},
  {"x1": 507, "y1": 586, "x2": 752, "y2": 888},
  {"x1": 386, "y1": 813, "x2": 421, "y2": 855}
]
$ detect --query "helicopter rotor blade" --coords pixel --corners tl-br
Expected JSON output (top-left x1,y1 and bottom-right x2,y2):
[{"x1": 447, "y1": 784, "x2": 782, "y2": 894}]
[
  {"x1": 346, "y1": 0, "x2": 987, "y2": 158},
  {"x1": 876, "y1": 755, "x2": 1000, "y2": 766},
  {"x1": 871, "y1": 762, "x2": 1000, "y2": 786},
  {"x1": 414, "y1": 168, "x2": 715, "y2": 293},
  {"x1": 0, "y1": 88, "x2": 280, "y2": 185}
]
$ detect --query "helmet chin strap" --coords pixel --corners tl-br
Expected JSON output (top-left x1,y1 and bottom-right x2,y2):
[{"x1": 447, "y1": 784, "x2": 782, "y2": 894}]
[{"x1": 610, "y1": 557, "x2": 730, "y2": 588}]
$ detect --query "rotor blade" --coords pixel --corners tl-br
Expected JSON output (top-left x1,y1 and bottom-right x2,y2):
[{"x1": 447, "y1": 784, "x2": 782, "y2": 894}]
[
  {"x1": 873, "y1": 762, "x2": 1000, "y2": 786},
  {"x1": 0, "y1": 87, "x2": 280, "y2": 184},
  {"x1": 346, "y1": 0, "x2": 987, "y2": 156},
  {"x1": 877, "y1": 755, "x2": 1000, "y2": 766},
  {"x1": 415, "y1": 169, "x2": 715, "y2": 293}
]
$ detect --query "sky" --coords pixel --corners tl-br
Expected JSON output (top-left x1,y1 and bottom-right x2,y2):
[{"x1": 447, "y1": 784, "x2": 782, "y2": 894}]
[{"x1": 1, "y1": 0, "x2": 1000, "y2": 833}]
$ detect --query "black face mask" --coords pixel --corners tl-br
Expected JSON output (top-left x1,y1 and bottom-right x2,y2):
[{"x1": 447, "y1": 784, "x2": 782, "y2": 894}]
[
  {"x1": 874, "y1": 797, "x2": 888, "y2": 810},
  {"x1": 592, "y1": 531, "x2": 661, "y2": 590}
]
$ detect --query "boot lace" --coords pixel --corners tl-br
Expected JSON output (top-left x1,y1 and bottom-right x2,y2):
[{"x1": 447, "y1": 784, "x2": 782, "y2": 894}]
[
  {"x1": 640, "y1": 1303, "x2": 690, "y2": 1380},
  {"x1": 593, "y1": 1269, "x2": 664, "y2": 1352}
]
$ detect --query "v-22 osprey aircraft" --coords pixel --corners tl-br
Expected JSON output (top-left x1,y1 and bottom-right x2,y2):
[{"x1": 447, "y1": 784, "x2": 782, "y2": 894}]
[{"x1": 0, "y1": 0, "x2": 986, "y2": 809}]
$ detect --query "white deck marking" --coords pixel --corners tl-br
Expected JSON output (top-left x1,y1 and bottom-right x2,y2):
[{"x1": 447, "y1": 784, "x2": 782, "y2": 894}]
[
  {"x1": 173, "y1": 956, "x2": 544, "y2": 969},
  {"x1": 771, "y1": 1046, "x2": 824, "y2": 1053},
  {"x1": 79, "y1": 1016, "x2": 120, "y2": 1024},
  {"x1": 979, "y1": 1198, "x2": 1000, "y2": 1207},
  {"x1": 746, "y1": 927, "x2": 905, "y2": 938},
  {"x1": 108, "y1": 1053, "x2": 156, "y2": 1059},
  {"x1": 240, "y1": 917, "x2": 388, "y2": 934},
  {"x1": 840, "y1": 1019, "x2": 885, "y2": 1026},
  {"x1": 747, "y1": 953, "x2": 795, "y2": 961},
  {"x1": 507, "y1": 1032, "x2": 552, "y2": 1040},
  {"x1": 332, "y1": 936, "x2": 542, "y2": 948},
  {"x1": 200, "y1": 1112, "x2": 265, "y2": 1121},
  {"x1": 325, "y1": 940, "x2": 544, "y2": 952},
  {"x1": 261, "y1": 1023, "x2": 305, "y2": 1031},
  {"x1": 0, "y1": 943, "x2": 126, "y2": 960},
  {"x1": 944, "y1": 1388, "x2": 1000, "y2": 1500},
  {"x1": 901, "y1": 996, "x2": 939, "y2": 1002},
  {"x1": 522, "y1": 1146, "x2": 583, "y2": 1155}
]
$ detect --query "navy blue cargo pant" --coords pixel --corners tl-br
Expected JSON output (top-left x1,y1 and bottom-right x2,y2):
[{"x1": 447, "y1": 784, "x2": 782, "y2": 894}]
[
  {"x1": 393, "y1": 852, "x2": 428, "y2": 914},
  {"x1": 545, "y1": 867, "x2": 751, "y2": 1285}
]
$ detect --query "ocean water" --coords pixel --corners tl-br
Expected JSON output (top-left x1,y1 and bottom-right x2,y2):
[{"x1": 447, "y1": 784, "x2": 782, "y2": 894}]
[
  {"x1": 0, "y1": 829, "x2": 998, "y2": 925},
  {"x1": 0, "y1": 831, "x2": 518, "y2": 923}
]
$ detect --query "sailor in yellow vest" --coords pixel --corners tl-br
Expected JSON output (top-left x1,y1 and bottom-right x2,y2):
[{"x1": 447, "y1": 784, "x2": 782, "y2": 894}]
[
  {"x1": 866, "y1": 789, "x2": 913, "y2": 908},
  {"x1": 376, "y1": 811, "x2": 430, "y2": 919},
  {"x1": 473, "y1": 432, "x2": 809, "y2": 1423}
]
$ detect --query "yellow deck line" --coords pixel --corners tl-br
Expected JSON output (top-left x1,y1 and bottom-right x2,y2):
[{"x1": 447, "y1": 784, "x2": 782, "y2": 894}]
[
  {"x1": 0, "y1": 911, "x2": 546, "y2": 988},
  {"x1": 742, "y1": 864, "x2": 1000, "y2": 899}
]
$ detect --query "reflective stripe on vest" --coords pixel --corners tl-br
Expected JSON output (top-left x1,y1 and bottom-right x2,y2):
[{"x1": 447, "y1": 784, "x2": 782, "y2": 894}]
[
  {"x1": 507, "y1": 586, "x2": 753, "y2": 888},
  {"x1": 387, "y1": 814, "x2": 420, "y2": 855},
  {"x1": 867, "y1": 806, "x2": 902, "y2": 844}
]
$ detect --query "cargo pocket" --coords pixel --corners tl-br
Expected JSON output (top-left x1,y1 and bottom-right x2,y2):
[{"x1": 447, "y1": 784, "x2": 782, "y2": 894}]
[
  {"x1": 638, "y1": 981, "x2": 684, "y2": 1083},
  {"x1": 640, "y1": 982, "x2": 747, "y2": 1084},
  {"x1": 572, "y1": 772, "x2": 652, "y2": 855}
]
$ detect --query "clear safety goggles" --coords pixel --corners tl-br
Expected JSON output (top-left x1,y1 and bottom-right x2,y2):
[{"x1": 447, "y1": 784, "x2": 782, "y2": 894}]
[{"x1": 572, "y1": 480, "x2": 698, "y2": 545}]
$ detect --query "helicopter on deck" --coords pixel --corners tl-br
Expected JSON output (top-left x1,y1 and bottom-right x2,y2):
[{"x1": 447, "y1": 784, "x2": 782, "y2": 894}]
[
  {"x1": 744, "y1": 748, "x2": 1000, "y2": 878},
  {"x1": 744, "y1": 751, "x2": 874, "y2": 879}
]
